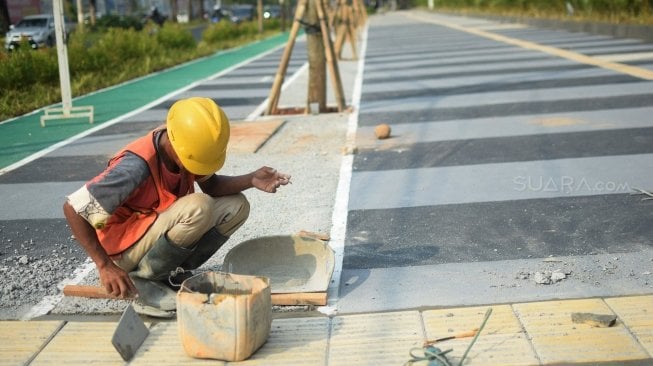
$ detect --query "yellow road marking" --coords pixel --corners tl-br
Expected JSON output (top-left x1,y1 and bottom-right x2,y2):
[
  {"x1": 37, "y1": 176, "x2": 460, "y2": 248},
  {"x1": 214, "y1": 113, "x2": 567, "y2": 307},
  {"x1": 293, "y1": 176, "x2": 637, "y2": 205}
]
[
  {"x1": 406, "y1": 12, "x2": 653, "y2": 81},
  {"x1": 597, "y1": 51, "x2": 653, "y2": 63}
]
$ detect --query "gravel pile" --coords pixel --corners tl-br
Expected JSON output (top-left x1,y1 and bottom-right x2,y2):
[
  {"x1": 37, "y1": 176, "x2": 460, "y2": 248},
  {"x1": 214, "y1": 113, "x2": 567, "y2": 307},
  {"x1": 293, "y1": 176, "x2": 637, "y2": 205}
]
[{"x1": 0, "y1": 254, "x2": 82, "y2": 307}]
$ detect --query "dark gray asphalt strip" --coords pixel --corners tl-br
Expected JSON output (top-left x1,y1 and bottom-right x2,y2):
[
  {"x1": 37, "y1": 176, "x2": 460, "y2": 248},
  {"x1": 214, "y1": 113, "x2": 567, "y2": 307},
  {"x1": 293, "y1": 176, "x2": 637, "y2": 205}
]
[
  {"x1": 344, "y1": 194, "x2": 653, "y2": 269},
  {"x1": 362, "y1": 64, "x2": 590, "y2": 85},
  {"x1": 352, "y1": 127, "x2": 653, "y2": 171},
  {"x1": 88, "y1": 121, "x2": 163, "y2": 137},
  {"x1": 192, "y1": 83, "x2": 271, "y2": 90},
  {"x1": 360, "y1": 74, "x2": 642, "y2": 102},
  {"x1": 0, "y1": 156, "x2": 108, "y2": 184},
  {"x1": 357, "y1": 93, "x2": 653, "y2": 126},
  {"x1": 364, "y1": 54, "x2": 557, "y2": 72},
  {"x1": 152, "y1": 95, "x2": 266, "y2": 109}
]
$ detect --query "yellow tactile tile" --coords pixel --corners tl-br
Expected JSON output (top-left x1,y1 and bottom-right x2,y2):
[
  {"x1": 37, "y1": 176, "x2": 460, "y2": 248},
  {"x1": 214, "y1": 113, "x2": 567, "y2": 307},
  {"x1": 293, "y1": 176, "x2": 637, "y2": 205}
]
[
  {"x1": 0, "y1": 320, "x2": 63, "y2": 366},
  {"x1": 328, "y1": 311, "x2": 423, "y2": 366},
  {"x1": 30, "y1": 322, "x2": 124, "y2": 365},
  {"x1": 229, "y1": 317, "x2": 329, "y2": 365},
  {"x1": 130, "y1": 322, "x2": 224, "y2": 365},
  {"x1": 422, "y1": 305, "x2": 538, "y2": 365},
  {"x1": 132, "y1": 317, "x2": 329, "y2": 366},
  {"x1": 605, "y1": 295, "x2": 653, "y2": 356},
  {"x1": 514, "y1": 298, "x2": 649, "y2": 364}
]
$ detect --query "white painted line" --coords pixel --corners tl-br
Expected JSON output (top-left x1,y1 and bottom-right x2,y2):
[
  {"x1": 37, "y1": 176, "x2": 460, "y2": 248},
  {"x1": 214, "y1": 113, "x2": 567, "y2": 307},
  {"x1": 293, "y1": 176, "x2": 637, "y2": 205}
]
[
  {"x1": 0, "y1": 41, "x2": 286, "y2": 177},
  {"x1": 21, "y1": 259, "x2": 96, "y2": 320},
  {"x1": 319, "y1": 22, "x2": 369, "y2": 316},
  {"x1": 246, "y1": 62, "x2": 309, "y2": 121}
]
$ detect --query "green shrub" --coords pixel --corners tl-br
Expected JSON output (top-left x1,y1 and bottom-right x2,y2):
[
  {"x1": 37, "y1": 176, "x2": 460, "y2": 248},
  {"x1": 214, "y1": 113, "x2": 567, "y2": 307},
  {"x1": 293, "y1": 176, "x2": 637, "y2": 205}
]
[
  {"x1": 203, "y1": 21, "x2": 241, "y2": 44},
  {"x1": 157, "y1": 22, "x2": 196, "y2": 50},
  {"x1": 1, "y1": 18, "x2": 282, "y2": 120},
  {"x1": 94, "y1": 14, "x2": 144, "y2": 31},
  {"x1": 0, "y1": 46, "x2": 58, "y2": 90}
]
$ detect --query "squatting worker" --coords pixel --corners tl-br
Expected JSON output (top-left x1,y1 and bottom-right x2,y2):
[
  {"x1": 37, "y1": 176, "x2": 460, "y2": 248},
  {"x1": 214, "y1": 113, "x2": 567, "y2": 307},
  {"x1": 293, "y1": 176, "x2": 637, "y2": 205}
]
[{"x1": 62, "y1": 97, "x2": 290, "y2": 317}]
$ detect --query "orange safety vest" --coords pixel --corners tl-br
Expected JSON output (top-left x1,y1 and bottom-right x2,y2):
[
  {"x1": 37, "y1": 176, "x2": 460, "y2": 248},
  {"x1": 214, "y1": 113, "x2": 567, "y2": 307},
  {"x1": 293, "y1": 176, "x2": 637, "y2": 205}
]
[{"x1": 97, "y1": 129, "x2": 195, "y2": 255}]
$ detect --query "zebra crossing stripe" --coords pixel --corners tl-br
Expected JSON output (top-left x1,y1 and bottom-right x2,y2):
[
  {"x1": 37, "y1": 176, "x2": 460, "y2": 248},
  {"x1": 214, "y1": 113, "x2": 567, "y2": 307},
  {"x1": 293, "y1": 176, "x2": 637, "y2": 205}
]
[{"x1": 406, "y1": 12, "x2": 653, "y2": 81}]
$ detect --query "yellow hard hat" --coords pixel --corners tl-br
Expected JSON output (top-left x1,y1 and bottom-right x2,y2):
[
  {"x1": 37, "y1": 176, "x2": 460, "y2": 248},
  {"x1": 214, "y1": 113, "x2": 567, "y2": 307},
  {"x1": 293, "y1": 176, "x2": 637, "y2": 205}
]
[{"x1": 166, "y1": 97, "x2": 230, "y2": 175}]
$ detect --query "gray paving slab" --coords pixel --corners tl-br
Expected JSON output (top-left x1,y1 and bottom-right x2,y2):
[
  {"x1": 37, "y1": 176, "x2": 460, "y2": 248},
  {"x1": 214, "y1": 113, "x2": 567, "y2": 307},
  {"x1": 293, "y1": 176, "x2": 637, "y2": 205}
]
[
  {"x1": 0, "y1": 182, "x2": 83, "y2": 220},
  {"x1": 336, "y1": 250, "x2": 653, "y2": 314},
  {"x1": 356, "y1": 107, "x2": 653, "y2": 147},
  {"x1": 360, "y1": 81, "x2": 653, "y2": 113},
  {"x1": 361, "y1": 67, "x2": 634, "y2": 94},
  {"x1": 349, "y1": 153, "x2": 653, "y2": 210}
]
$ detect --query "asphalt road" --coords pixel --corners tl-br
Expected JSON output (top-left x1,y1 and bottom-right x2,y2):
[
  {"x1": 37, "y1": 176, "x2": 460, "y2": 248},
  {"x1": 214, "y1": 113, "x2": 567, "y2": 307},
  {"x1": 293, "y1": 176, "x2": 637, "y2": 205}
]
[{"x1": 337, "y1": 11, "x2": 653, "y2": 313}]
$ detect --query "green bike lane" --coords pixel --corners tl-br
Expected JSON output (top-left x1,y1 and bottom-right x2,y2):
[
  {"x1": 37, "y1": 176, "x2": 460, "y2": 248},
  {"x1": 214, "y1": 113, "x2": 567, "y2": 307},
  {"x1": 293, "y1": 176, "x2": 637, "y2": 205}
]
[{"x1": 0, "y1": 32, "x2": 290, "y2": 172}]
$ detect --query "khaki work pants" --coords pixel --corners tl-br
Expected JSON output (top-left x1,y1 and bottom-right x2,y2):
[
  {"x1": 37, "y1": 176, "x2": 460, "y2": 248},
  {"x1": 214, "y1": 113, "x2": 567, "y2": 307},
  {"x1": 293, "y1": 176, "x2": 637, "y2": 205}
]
[{"x1": 115, "y1": 192, "x2": 249, "y2": 272}]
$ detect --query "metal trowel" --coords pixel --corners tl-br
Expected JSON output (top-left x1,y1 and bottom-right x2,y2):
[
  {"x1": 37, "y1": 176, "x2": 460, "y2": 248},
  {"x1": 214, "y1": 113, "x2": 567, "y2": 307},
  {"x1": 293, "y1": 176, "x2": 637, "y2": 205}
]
[{"x1": 112, "y1": 303, "x2": 149, "y2": 361}]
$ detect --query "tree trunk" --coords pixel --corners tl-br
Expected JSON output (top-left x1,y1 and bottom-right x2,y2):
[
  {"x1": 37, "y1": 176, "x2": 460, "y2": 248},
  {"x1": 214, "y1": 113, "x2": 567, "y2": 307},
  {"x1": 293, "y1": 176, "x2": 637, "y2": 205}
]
[
  {"x1": 0, "y1": 0, "x2": 11, "y2": 33},
  {"x1": 305, "y1": 0, "x2": 326, "y2": 113},
  {"x1": 89, "y1": 0, "x2": 97, "y2": 25},
  {"x1": 169, "y1": 0, "x2": 178, "y2": 21}
]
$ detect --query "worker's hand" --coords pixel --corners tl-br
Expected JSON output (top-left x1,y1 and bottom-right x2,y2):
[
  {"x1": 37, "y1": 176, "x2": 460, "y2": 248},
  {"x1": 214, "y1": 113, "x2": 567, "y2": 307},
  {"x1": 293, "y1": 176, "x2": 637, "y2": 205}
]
[
  {"x1": 98, "y1": 262, "x2": 137, "y2": 299},
  {"x1": 252, "y1": 166, "x2": 291, "y2": 193}
]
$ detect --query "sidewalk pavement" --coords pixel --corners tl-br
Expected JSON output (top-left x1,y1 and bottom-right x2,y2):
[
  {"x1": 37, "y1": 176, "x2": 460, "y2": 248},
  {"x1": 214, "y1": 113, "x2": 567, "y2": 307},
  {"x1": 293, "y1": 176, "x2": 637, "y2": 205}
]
[
  {"x1": 2, "y1": 295, "x2": 652, "y2": 365},
  {"x1": 2, "y1": 12, "x2": 653, "y2": 366}
]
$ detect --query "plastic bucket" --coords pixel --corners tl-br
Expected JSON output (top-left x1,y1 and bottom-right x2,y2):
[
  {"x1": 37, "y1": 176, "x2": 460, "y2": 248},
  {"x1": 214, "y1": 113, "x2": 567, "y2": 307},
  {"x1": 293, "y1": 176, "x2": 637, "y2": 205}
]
[{"x1": 177, "y1": 271, "x2": 271, "y2": 361}]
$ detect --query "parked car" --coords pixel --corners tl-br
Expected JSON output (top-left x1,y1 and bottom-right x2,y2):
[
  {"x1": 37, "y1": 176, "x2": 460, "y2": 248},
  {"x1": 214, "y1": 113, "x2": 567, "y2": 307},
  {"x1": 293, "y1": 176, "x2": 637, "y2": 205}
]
[
  {"x1": 263, "y1": 5, "x2": 281, "y2": 19},
  {"x1": 229, "y1": 5, "x2": 255, "y2": 23},
  {"x1": 4, "y1": 14, "x2": 74, "y2": 51}
]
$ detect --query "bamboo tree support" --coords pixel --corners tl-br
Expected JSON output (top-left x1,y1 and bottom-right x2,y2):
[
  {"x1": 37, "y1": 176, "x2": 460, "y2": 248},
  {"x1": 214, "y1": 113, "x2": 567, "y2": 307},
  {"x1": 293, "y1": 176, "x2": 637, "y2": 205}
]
[
  {"x1": 315, "y1": 0, "x2": 346, "y2": 112},
  {"x1": 265, "y1": 0, "x2": 346, "y2": 115},
  {"x1": 356, "y1": 0, "x2": 368, "y2": 25},
  {"x1": 265, "y1": 0, "x2": 308, "y2": 115},
  {"x1": 334, "y1": 0, "x2": 358, "y2": 60}
]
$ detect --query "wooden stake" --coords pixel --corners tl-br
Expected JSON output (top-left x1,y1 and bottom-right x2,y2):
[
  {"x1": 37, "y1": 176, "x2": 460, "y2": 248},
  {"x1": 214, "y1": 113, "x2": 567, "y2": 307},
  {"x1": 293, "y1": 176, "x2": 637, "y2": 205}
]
[
  {"x1": 266, "y1": 0, "x2": 308, "y2": 115},
  {"x1": 265, "y1": 0, "x2": 346, "y2": 115},
  {"x1": 63, "y1": 285, "x2": 327, "y2": 306},
  {"x1": 315, "y1": 0, "x2": 346, "y2": 112}
]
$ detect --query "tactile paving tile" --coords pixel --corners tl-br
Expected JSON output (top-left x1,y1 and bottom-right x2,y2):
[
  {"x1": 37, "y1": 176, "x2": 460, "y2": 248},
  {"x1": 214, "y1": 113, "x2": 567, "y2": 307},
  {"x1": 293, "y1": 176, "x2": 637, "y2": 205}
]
[
  {"x1": 129, "y1": 322, "x2": 224, "y2": 365},
  {"x1": 513, "y1": 298, "x2": 649, "y2": 364},
  {"x1": 328, "y1": 311, "x2": 423, "y2": 366},
  {"x1": 422, "y1": 305, "x2": 538, "y2": 365},
  {"x1": 0, "y1": 320, "x2": 63, "y2": 366},
  {"x1": 229, "y1": 317, "x2": 329, "y2": 365},
  {"x1": 30, "y1": 322, "x2": 124, "y2": 365},
  {"x1": 605, "y1": 295, "x2": 653, "y2": 357},
  {"x1": 132, "y1": 317, "x2": 329, "y2": 366}
]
